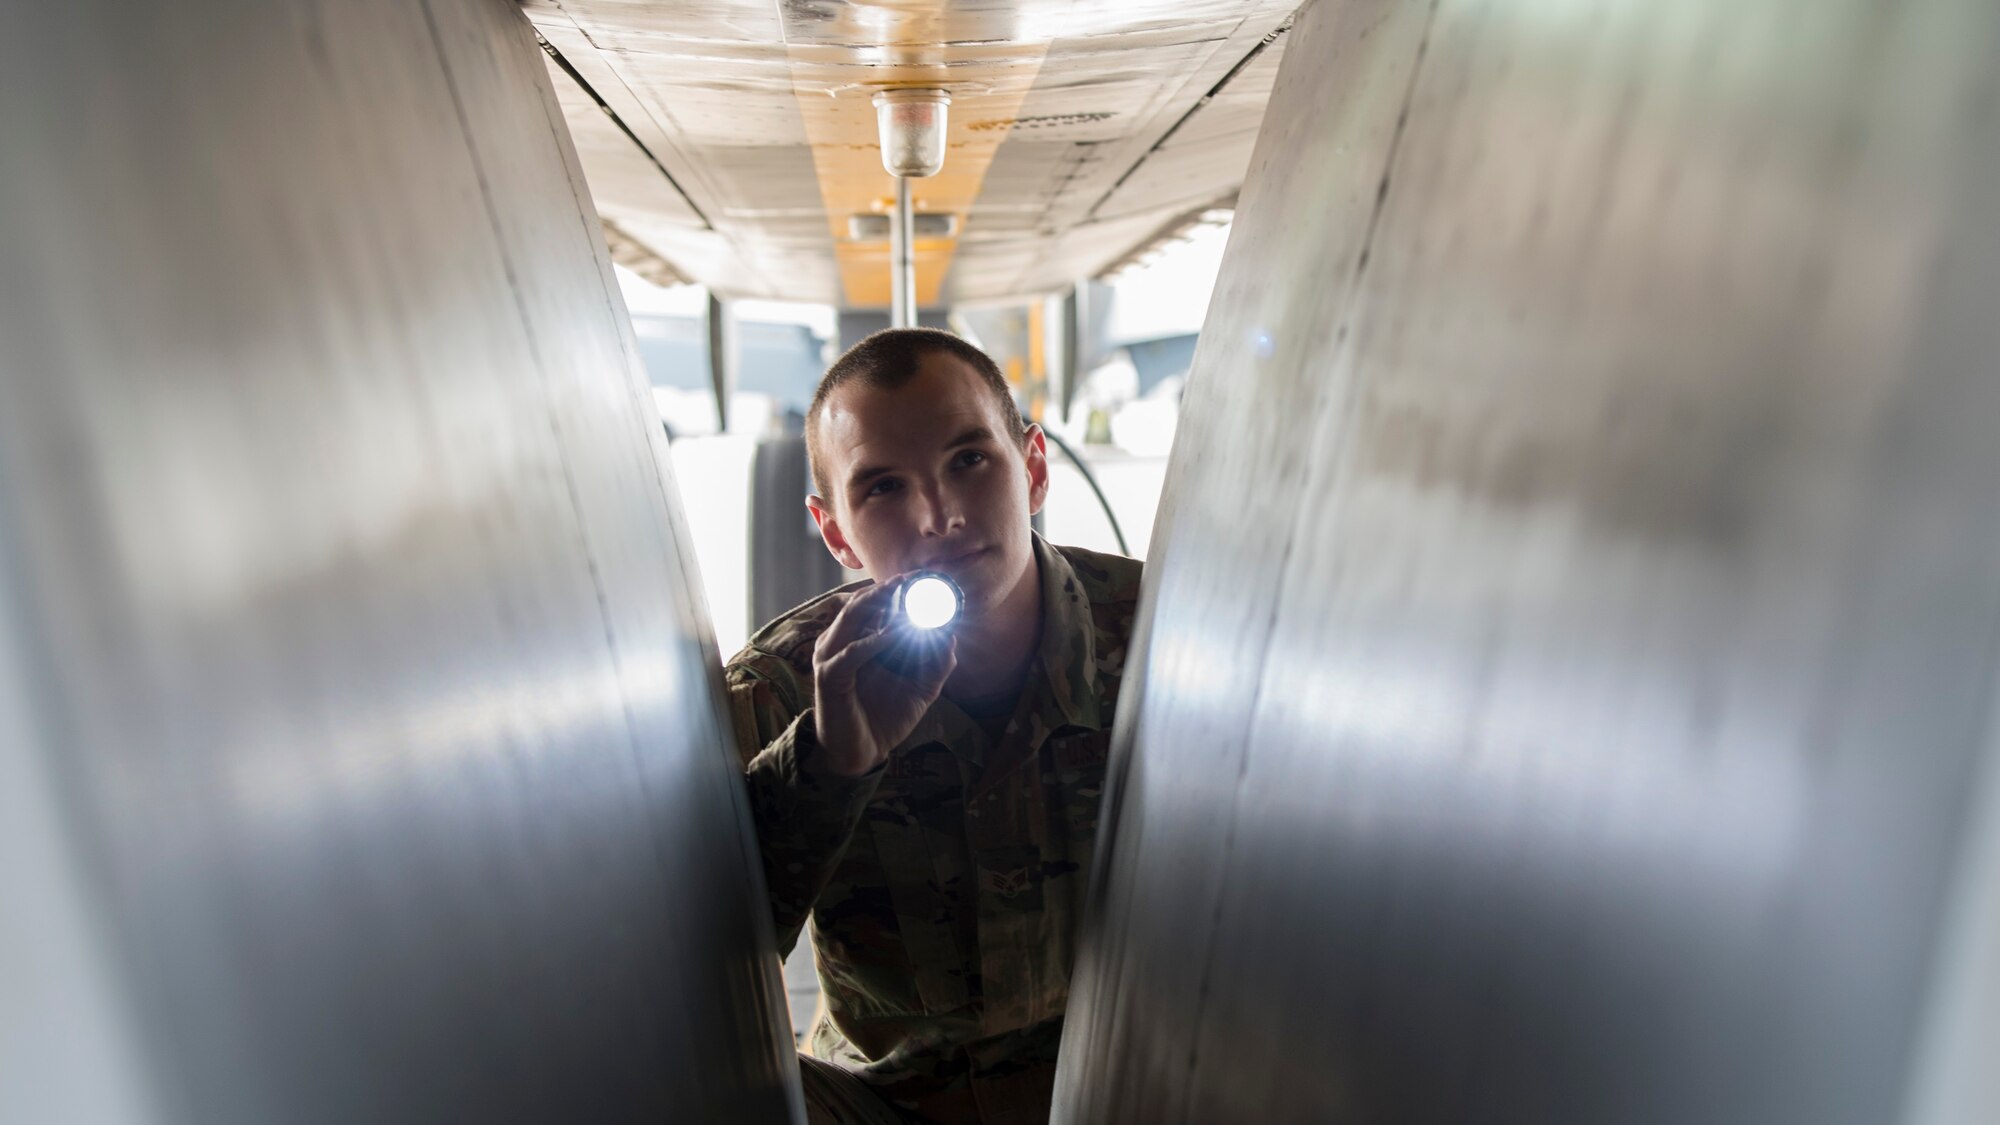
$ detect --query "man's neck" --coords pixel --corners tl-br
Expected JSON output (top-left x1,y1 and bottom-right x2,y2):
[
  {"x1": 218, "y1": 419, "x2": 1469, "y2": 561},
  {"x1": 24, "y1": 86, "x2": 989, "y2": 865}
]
[{"x1": 945, "y1": 548, "x2": 1043, "y2": 702}]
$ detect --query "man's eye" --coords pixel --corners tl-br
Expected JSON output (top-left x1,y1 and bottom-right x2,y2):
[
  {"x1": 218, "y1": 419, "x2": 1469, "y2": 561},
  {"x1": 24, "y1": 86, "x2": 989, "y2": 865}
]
[
  {"x1": 866, "y1": 478, "x2": 902, "y2": 497},
  {"x1": 953, "y1": 450, "x2": 987, "y2": 469}
]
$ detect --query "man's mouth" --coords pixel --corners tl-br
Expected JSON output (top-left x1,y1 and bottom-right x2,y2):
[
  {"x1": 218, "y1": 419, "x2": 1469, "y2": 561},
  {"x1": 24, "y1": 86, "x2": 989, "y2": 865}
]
[{"x1": 921, "y1": 546, "x2": 988, "y2": 571}]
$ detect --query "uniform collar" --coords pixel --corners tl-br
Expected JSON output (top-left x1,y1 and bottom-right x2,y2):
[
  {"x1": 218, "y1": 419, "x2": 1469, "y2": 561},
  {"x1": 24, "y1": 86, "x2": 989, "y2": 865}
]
[{"x1": 1028, "y1": 532, "x2": 1105, "y2": 734}]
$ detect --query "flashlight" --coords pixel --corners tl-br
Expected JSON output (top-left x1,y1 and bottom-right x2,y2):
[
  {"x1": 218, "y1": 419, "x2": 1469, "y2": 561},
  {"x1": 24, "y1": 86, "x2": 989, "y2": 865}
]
[{"x1": 899, "y1": 571, "x2": 963, "y2": 631}]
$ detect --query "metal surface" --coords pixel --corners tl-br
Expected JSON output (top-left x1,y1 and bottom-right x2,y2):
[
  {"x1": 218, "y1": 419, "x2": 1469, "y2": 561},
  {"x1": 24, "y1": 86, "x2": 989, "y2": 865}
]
[
  {"x1": 892, "y1": 177, "x2": 917, "y2": 328},
  {"x1": 849, "y1": 212, "x2": 957, "y2": 241},
  {"x1": 751, "y1": 437, "x2": 852, "y2": 632},
  {"x1": 1057, "y1": 0, "x2": 2000, "y2": 1123},
  {"x1": 1058, "y1": 284, "x2": 1083, "y2": 424},
  {"x1": 522, "y1": 0, "x2": 1293, "y2": 305},
  {"x1": 709, "y1": 290, "x2": 740, "y2": 432},
  {"x1": 0, "y1": 1, "x2": 800, "y2": 1122}
]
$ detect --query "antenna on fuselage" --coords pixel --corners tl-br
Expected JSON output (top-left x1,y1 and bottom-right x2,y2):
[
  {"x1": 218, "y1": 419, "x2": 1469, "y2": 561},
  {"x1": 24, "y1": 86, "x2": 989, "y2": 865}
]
[{"x1": 872, "y1": 88, "x2": 950, "y2": 328}]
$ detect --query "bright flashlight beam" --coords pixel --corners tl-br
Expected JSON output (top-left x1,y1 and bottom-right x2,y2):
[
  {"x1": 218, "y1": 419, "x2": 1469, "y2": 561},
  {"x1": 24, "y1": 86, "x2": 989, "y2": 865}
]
[{"x1": 903, "y1": 575, "x2": 961, "y2": 630}]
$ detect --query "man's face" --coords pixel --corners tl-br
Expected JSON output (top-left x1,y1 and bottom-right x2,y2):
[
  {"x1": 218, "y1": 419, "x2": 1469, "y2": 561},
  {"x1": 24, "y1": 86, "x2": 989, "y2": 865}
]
[{"x1": 808, "y1": 351, "x2": 1048, "y2": 614}]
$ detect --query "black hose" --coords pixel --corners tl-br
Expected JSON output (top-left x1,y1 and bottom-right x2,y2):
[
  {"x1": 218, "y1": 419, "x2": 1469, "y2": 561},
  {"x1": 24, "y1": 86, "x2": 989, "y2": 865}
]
[{"x1": 1042, "y1": 427, "x2": 1132, "y2": 556}]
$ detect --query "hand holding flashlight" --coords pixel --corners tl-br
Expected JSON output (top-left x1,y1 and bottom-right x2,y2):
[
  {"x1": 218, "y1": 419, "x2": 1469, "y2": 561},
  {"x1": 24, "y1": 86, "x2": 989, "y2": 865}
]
[{"x1": 810, "y1": 573, "x2": 960, "y2": 778}]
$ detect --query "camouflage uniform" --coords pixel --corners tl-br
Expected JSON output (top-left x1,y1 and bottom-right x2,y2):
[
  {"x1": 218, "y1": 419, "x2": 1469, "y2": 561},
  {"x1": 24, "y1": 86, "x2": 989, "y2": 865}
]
[{"x1": 726, "y1": 536, "x2": 1143, "y2": 1125}]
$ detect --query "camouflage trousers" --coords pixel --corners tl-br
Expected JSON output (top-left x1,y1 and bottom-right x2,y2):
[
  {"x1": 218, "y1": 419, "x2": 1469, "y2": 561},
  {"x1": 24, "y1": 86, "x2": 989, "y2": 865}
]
[
  {"x1": 798, "y1": 1055, "x2": 918, "y2": 1125},
  {"x1": 796, "y1": 1049, "x2": 1056, "y2": 1124}
]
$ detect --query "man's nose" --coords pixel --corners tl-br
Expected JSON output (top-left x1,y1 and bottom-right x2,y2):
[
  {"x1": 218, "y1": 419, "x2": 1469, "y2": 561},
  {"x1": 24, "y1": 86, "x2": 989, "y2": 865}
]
[{"x1": 916, "y1": 481, "x2": 964, "y2": 536}]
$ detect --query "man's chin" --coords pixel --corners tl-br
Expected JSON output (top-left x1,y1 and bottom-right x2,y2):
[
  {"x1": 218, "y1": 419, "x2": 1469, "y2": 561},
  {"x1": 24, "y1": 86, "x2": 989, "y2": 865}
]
[{"x1": 952, "y1": 545, "x2": 1033, "y2": 616}]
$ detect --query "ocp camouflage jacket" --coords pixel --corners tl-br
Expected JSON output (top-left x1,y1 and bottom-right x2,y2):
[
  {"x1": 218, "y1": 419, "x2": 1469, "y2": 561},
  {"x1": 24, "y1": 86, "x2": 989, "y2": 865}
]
[{"x1": 725, "y1": 536, "x2": 1143, "y2": 1124}]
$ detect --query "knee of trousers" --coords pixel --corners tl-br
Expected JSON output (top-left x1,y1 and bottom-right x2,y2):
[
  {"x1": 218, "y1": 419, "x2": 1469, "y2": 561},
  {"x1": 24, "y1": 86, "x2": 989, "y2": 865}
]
[{"x1": 796, "y1": 1054, "x2": 914, "y2": 1125}]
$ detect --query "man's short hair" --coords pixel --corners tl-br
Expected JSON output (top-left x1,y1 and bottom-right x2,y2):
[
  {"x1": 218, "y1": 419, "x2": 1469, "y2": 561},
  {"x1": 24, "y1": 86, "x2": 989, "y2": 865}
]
[{"x1": 806, "y1": 328, "x2": 1029, "y2": 500}]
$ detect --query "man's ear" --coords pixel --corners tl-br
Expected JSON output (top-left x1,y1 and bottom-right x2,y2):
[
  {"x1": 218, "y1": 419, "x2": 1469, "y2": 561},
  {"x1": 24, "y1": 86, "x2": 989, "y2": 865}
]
[
  {"x1": 807, "y1": 494, "x2": 865, "y2": 571},
  {"x1": 1023, "y1": 424, "x2": 1050, "y2": 516}
]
